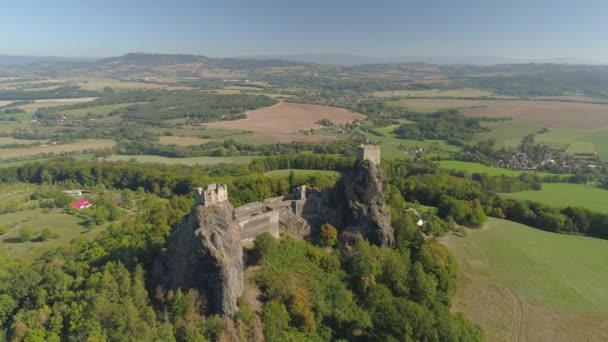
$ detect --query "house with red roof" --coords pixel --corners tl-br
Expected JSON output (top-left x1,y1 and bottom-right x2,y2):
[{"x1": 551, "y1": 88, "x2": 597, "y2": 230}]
[{"x1": 70, "y1": 197, "x2": 92, "y2": 209}]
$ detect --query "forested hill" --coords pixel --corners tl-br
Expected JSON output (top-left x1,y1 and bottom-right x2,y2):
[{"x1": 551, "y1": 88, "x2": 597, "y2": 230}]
[{"x1": 96, "y1": 53, "x2": 311, "y2": 69}]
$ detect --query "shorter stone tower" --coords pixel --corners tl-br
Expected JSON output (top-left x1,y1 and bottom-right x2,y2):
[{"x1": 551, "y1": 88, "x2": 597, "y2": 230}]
[
  {"x1": 357, "y1": 144, "x2": 381, "y2": 165},
  {"x1": 194, "y1": 184, "x2": 228, "y2": 206}
]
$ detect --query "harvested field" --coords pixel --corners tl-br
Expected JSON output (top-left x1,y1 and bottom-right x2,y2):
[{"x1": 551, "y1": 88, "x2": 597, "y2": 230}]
[
  {"x1": 203, "y1": 102, "x2": 366, "y2": 133},
  {"x1": 158, "y1": 136, "x2": 209, "y2": 146},
  {"x1": 0, "y1": 139, "x2": 114, "y2": 160},
  {"x1": 390, "y1": 99, "x2": 608, "y2": 128},
  {"x1": 247, "y1": 133, "x2": 338, "y2": 143}
]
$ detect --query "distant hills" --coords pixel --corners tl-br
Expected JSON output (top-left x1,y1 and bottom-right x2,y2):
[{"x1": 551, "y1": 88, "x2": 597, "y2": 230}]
[
  {"x1": 244, "y1": 53, "x2": 605, "y2": 66},
  {"x1": 0, "y1": 55, "x2": 96, "y2": 66},
  {"x1": 0, "y1": 52, "x2": 604, "y2": 69}
]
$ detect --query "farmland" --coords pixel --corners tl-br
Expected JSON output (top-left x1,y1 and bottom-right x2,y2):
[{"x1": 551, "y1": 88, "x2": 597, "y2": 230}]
[
  {"x1": 437, "y1": 160, "x2": 560, "y2": 177},
  {"x1": 444, "y1": 218, "x2": 608, "y2": 341},
  {"x1": 158, "y1": 135, "x2": 209, "y2": 146},
  {"x1": 16, "y1": 97, "x2": 98, "y2": 112},
  {"x1": 62, "y1": 102, "x2": 140, "y2": 116},
  {"x1": 373, "y1": 87, "x2": 498, "y2": 98},
  {"x1": 0, "y1": 139, "x2": 115, "y2": 161},
  {"x1": 203, "y1": 101, "x2": 366, "y2": 133},
  {"x1": 500, "y1": 183, "x2": 608, "y2": 214},
  {"x1": 389, "y1": 98, "x2": 608, "y2": 129},
  {"x1": 106, "y1": 154, "x2": 256, "y2": 165}
]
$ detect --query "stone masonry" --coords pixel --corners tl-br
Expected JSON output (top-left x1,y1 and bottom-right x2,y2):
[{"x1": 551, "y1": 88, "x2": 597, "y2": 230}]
[
  {"x1": 357, "y1": 144, "x2": 381, "y2": 165},
  {"x1": 194, "y1": 184, "x2": 228, "y2": 206}
]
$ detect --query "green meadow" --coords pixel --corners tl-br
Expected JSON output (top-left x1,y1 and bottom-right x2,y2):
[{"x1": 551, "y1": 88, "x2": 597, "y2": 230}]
[
  {"x1": 501, "y1": 183, "x2": 608, "y2": 213},
  {"x1": 445, "y1": 218, "x2": 608, "y2": 341},
  {"x1": 0, "y1": 208, "x2": 104, "y2": 260},
  {"x1": 107, "y1": 154, "x2": 256, "y2": 165}
]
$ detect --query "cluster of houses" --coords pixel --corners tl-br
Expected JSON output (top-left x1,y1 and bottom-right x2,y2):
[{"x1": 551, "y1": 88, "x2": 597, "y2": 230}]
[{"x1": 496, "y1": 149, "x2": 575, "y2": 171}]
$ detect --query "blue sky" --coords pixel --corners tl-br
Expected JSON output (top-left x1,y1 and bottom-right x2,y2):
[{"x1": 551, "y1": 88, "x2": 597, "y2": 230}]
[{"x1": 1, "y1": 0, "x2": 607, "y2": 61}]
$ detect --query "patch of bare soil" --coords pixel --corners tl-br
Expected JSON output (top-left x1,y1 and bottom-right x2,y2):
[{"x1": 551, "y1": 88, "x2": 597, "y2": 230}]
[{"x1": 203, "y1": 102, "x2": 366, "y2": 133}]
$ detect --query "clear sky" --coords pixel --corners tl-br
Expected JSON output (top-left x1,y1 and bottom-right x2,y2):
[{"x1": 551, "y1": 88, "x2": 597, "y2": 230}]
[{"x1": 1, "y1": 0, "x2": 607, "y2": 61}]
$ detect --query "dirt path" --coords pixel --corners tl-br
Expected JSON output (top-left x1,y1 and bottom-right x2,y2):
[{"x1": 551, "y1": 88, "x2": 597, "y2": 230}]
[{"x1": 507, "y1": 288, "x2": 523, "y2": 342}]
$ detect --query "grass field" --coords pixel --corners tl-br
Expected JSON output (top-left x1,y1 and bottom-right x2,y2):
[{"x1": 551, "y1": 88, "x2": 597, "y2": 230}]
[
  {"x1": 501, "y1": 183, "x2": 608, "y2": 213},
  {"x1": 0, "y1": 120, "x2": 29, "y2": 134},
  {"x1": 387, "y1": 98, "x2": 608, "y2": 129},
  {"x1": 17, "y1": 97, "x2": 98, "y2": 112},
  {"x1": 67, "y1": 77, "x2": 169, "y2": 90},
  {"x1": 0, "y1": 139, "x2": 114, "y2": 160},
  {"x1": 0, "y1": 137, "x2": 46, "y2": 145},
  {"x1": 107, "y1": 154, "x2": 256, "y2": 165},
  {"x1": 263, "y1": 169, "x2": 341, "y2": 177},
  {"x1": 445, "y1": 218, "x2": 608, "y2": 341},
  {"x1": 373, "y1": 87, "x2": 498, "y2": 98},
  {"x1": 203, "y1": 102, "x2": 366, "y2": 133},
  {"x1": 437, "y1": 160, "x2": 561, "y2": 178},
  {"x1": 0, "y1": 154, "x2": 95, "y2": 168},
  {"x1": 358, "y1": 125, "x2": 460, "y2": 160},
  {"x1": 0, "y1": 208, "x2": 104, "y2": 260},
  {"x1": 158, "y1": 136, "x2": 209, "y2": 146},
  {"x1": 471, "y1": 118, "x2": 608, "y2": 161}
]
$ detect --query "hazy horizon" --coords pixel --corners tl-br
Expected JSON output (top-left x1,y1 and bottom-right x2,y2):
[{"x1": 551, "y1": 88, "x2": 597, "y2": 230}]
[{"x1": 1, "y1": 0, "x2": 607, "y2": 63}]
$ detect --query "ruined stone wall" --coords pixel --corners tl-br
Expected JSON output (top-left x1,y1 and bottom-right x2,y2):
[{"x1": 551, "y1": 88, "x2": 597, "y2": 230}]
[
  {"x1": 234, "y1": 202, "x2": 264, "y2": 222},
  {"x1": 238, "y1": 211, "x2": 279, "y2": 243}
]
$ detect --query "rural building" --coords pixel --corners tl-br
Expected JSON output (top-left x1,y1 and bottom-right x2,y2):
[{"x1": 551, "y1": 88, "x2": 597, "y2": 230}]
[
  {"x1": 70, "y1": 198, "x2": 92, "y2": 209},
  {"x1": 63, "y1": 189, "x2": 93, "y2": 196},
  {"x1": 357, "y1": 144, "x2": 381, "y2": 165}
]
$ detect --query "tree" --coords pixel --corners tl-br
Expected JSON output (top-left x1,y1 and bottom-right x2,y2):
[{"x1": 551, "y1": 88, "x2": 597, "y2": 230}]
[
  {"x1": 262, "y1": 300, "x2": 291, "y2": 341},
  {"x1": 319, "y1": 223, "x2": 338, "y2": 247},
  {"x1": 288, "y1": 170, "x2": 296, "y2": 189}
]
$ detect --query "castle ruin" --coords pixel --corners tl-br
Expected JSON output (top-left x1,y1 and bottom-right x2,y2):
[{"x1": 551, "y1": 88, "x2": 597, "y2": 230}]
[
  {"x1": 196, "y1": 184, "x2": 321, "y2": 244},
  {"x1": 194, "y1": 184, "x2": 228, "y2": 206},
  {"x1": 357, "y1": 144, "x2": 381, "y2": 165},
  {"x1": 155, "y1": 146, "x2": 393, "y2": 317}
]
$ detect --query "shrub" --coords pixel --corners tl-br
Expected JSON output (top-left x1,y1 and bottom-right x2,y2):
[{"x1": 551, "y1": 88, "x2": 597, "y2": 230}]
[
  {"x1": 41, "y1": 228, "x2": 53, "y2": 241},
  {"x1": 251, "y1": 233, "x2": 279, "y2": 263},
  {"x1": 319, "y1": 223, "x2": 338, "y2": 247},
  {"x1": 19, "y1": 228, "x2": 33, "y2": 242}
]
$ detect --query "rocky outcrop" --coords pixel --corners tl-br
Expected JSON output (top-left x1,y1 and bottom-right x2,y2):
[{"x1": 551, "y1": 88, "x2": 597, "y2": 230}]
[
  {"x1": 332, "y1": 159, "x2": 394, "y2": 247},
  {"x1": 155, "y1": 201, "x2": 244, "y2": 316}
]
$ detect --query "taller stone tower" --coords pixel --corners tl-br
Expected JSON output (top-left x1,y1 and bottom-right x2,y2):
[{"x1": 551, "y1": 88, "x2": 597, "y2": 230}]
[{"x1": 357, "y1": 144, "x2": 381, "y2": 165}]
